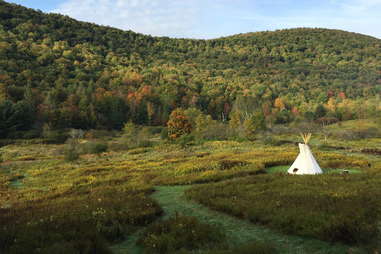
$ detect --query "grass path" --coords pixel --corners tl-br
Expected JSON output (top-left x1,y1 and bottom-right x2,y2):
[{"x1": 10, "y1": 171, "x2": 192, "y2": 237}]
[
  {"x1": 112, "y1": 185, "x2": 362, "y2": 254},
  {"x1": 110, "y1": 227, "x2": 145, "y2": 254}
]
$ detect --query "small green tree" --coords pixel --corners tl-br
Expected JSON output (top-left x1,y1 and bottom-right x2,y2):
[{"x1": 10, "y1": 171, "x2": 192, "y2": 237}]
[
  {"x1": 243, "y1": 117, "x2": 256, "y2": 140},
  {"x1": 64, "y1": 129, "x2": 83, "y2": 162},
  {"x1": 228, "y1": 111, "x2": 245, "y2": 138},
  {"x1": 194, "y1": 114, "x2": 213, "y2": 139},
  {"x1": 315, "y1": 104, "x2": 327, "y2": 119},
  {"x1": 122, "y1": 121, "x2": 139, "y2": 147},
  {"x1": 122, "y1": 122, "x2": 152, "y2": 148},
  {"x1": 243, "y1": 112, "x2": 266, "y2": 140}
]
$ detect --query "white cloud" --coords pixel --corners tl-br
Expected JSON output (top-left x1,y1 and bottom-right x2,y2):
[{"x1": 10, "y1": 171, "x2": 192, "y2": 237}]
[
  {"x1": 52, "y1": 0, "x2": 201, "y2": 37},
  {"x1": 339, "y1": 0, "x2": 381, "y2": 14},
  {"x1": 51, "y1": 0, "x2": 381, "y2": 39},
  {"x1": 237, "y1": 0, "x2": 381, "y2": 39}
]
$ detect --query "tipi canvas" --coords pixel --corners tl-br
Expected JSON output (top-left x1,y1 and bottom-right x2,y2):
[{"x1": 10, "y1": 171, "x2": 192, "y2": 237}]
[{"x1": 288, "y1": 134, "x2": 323, "y2": 175}]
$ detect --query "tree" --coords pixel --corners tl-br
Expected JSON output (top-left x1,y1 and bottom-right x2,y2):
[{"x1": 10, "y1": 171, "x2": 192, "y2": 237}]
[
  {"x1": 242, "y1": 112, "x2": 266, "y2": 140},
  {"x1": 167, "y1": 108, "x2": 192, "y2": 139},
  {"x1": 122, "y1": 121, "x2": 139, "y2": 147},
  {"x1": 0, "y1": 100, "x2": 35, "y2": 138},
  {"x1": 252, "y1": 111, "x2": 267, "y2": 131},
  {"x1": 274, "y1": 97, "x2": 286, "y2": 111},
  {"x1": 243, "y1": 116, "x2": 256, "y2": 140},
  {"x1": 315, "y1": 104, "x2": 327, "y2": 119}
]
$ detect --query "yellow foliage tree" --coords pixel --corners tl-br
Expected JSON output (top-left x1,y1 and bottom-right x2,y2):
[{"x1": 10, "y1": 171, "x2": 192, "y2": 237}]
[{"x1": 274, "y1": 97, "x2": 286, "y2": 111}]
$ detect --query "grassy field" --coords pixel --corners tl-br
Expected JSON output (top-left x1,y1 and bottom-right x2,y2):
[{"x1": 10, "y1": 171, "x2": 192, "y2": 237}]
[{"x1": 0, "y1": 120, "x2": 380, "y2": 253}]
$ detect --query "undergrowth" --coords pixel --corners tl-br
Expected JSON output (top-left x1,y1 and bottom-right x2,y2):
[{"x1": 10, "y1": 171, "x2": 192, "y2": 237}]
[
  {"x1": 186, "y1": 174, "x2": 381, "y2": 246},
  {"x1": 138, "y1": 215, "x2": 225, "y2": 253}
]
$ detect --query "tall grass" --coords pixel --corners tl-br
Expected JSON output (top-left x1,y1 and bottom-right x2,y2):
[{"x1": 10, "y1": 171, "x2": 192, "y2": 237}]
[{"x1": 186, "y1": 174, "x2": 381, "y2": 245}]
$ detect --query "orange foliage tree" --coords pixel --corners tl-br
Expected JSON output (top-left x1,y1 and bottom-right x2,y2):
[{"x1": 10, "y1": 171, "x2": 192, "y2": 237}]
[{"x1": 167, "y1": 108, "x2": 192, "y2": 139}]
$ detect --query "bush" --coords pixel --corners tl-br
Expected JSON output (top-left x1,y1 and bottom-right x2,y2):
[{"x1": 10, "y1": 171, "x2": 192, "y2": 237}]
[
  {"x1": 176, "y1": 134, "x2": 195, "y2": 149},
  {"x1": 261, "y1": 136, "x2": 283, "y2": 146},
  {"x1": 107, "y1": 142, "x2": 130, "y2": 152},
  {"x1": 332, "y1": 128, "x2": 381, "y2": 140},
  {"x1": 0, "y1": 185, "x2": 162, "y2": 254},
  {"x1": 82, "y1": 142, "x2": 108, "y2": 155},
  {"x1": 195, "y1": 122, "x2": 229, "y2": 141},
  {"x1": 64, "y1": 146, "x2": 79, "y2": 162},
  {"x1": 186, "y1": 174, "x2": 381, "y2": 245},
  {"x1": 138, "y1": 215, "x2": 225, "y2": 254},
  {"x1": 21, "y1": 129, "x2": 41, "y2": 139},
  {"x1": 147, "y1": 126, "x2": 164, "y2": 135},
  {"x1": 160, "y1": 127, "x2": 169, "y2": 140},
  {"x1": 207, "y1": 242, "x2": 277, "y2": 254},
  {"x1": 84, "y1": 130, "x2": 115, "y2": 139},
  {"x1": 217, "y1": 160, "x2": 248, "y2": 170},
  {"x1": 43, "y1": 130, "x2": 68, "y2": 144},
  {"x1": 121, "y1": 123, "x2": 154, "y2": 148}
]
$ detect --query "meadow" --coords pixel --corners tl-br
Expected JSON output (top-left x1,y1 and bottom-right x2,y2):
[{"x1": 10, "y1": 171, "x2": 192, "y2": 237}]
[{"x1": 0, "y1": 119, "x2": 380, "y2": 253}]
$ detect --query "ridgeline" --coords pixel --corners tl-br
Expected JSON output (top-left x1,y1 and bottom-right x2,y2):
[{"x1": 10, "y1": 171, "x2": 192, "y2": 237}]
[{"x1": 0, "y1": 0, "x2": 380, "y2": 137}]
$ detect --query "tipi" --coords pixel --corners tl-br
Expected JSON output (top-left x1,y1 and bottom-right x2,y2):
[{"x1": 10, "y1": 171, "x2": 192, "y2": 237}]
[{"x1": 288, "y1": 133, "x2": 323, "y2": 175}]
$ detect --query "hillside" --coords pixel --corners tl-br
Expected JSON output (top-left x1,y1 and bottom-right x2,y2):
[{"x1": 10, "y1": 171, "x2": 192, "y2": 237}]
[{"x1": 0, "y1": 0, "x2": 380, "y2": 137}]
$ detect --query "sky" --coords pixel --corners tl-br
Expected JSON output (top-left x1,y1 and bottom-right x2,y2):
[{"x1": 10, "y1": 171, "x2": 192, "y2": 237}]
[{"x1": 6, "y1": 0, "x2": 381, "y2": 39}]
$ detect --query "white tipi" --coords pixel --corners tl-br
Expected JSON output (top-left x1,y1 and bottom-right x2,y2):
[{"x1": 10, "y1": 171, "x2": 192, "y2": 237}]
[{"x1": 288, "y1": 133, "x2": 323, "y2": 175}]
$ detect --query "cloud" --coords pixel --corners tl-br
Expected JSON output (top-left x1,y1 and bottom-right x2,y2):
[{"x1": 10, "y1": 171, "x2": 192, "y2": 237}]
[
  {"x1": 52, "y1": 0, "x2": 381, "y2": 39},
  {"x1": 52, "y1": 0, "x2": 201, "y2": 37},
  {"x1": 236, "y1": 0, "x2": 381, "y2": 39}
]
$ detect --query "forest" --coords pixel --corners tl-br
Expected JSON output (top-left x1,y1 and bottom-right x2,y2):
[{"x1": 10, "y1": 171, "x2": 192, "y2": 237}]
[
  {"x1": 0, "y1": 0, "x2": 380, "y2": 139},
  {"x1": 1, "y1": 1, "x2": 381, "y2": 253}
]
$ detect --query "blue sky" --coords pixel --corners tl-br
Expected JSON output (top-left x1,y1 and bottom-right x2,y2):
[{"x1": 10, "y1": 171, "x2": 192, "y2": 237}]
[{"x1": 7, "y1": 0, "x2": 381, "y2": 39}]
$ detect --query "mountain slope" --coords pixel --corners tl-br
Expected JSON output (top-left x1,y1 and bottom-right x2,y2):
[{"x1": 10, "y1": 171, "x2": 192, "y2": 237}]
[{"x1": 0, "y1": 0, "x2": 380, "y2": 135}]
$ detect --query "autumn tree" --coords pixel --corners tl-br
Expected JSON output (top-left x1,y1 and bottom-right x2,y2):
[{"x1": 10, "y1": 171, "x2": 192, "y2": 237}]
[
  {"x1": 274, "y1": 97, "x2": 286, "y2": 111},
  {"x1": 167, "y1": 108, "x2": 192, "y2": 139}
]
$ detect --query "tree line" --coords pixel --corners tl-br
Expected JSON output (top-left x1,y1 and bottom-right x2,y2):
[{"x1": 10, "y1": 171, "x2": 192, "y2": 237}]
[{"x1": 0, "y1": 0, "x2": 380, "y2": 138}]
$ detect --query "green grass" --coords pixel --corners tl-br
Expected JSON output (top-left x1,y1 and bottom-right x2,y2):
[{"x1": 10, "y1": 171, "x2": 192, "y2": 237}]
[
  {"x1": 266, "y1": 165, "x2": 289, "y2": 174},
  {"x1": 266, "y1": 166, "x2": 363, "y2": 175},
  {"x1": 186, "y1": 174, "x2": 381, "y2": 247},
  {"x1": 150, "y1": 185, "x2": 361, "y2": 254},
  {"x1": 0, "y1": 122, "x2": 380, "y2": 253}
]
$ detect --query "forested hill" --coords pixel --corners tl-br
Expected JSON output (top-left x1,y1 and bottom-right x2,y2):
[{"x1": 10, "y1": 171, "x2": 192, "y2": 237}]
[{"x1": 0, "y1": 0, "x2": 380, "y2": 137}]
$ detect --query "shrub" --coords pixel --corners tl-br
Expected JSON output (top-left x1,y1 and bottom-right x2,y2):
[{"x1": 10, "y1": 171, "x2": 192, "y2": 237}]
[
  {"x1": 138, "y1": 215, "x2": 225, "y2": 253},
  {"x1": 186, "y1": 174, "x2": 381, "y2": 245},
  {"x1": 207, "y1": 242, "x2": 277, "y2": 254},
  {"x1": 176, "y1": 134, "x2": 195, "y2": 149},
  {"x1": 315, "y1": 117, "x2": 339, "y2": 126},
  {"x1": 21, "y1": 129, "x2": 41, "y2": 139},
  {"x1": 147, "y1": 126, "x2": 164, "y2": 135},
  {"x1": 0, "y1": 185, "x2": 162, "y2": 253},
  {"x1": 122, "y1": 123, "x2": 153, "y2": 148},
  {"x1": 43, "y1": 129, "x2": 68, "y2": 144},
  {"x1": 217, "y1": 160, "x2": 248, "y2": 170},
  {"x1": 64, "y1": 146, "x2": 79, "y2": 162},
  {"x1": 85, "y1": 130, "x2": 115, "y2": 139},
  {"x1": 82, "y1": 142, "x2": 108, "y2": 155},
  {"x1": 128, "y1": 147, "x2": 150, "y2": 155},
  {"x1": 107, "y1": 142, "x2": 129, "y2": 152},
  {"x1": 333, "y1": 128, "x2": 381, "y2": 140},
  {"x1": 261, "y1": 136, "x2": 283, "y2": 146},
  {"x1": 160, "y1": 127, "x2": 169, "y2": 140},
  {"x1": 194, "y1": 119, "x2": 229, "y2": 141}
]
